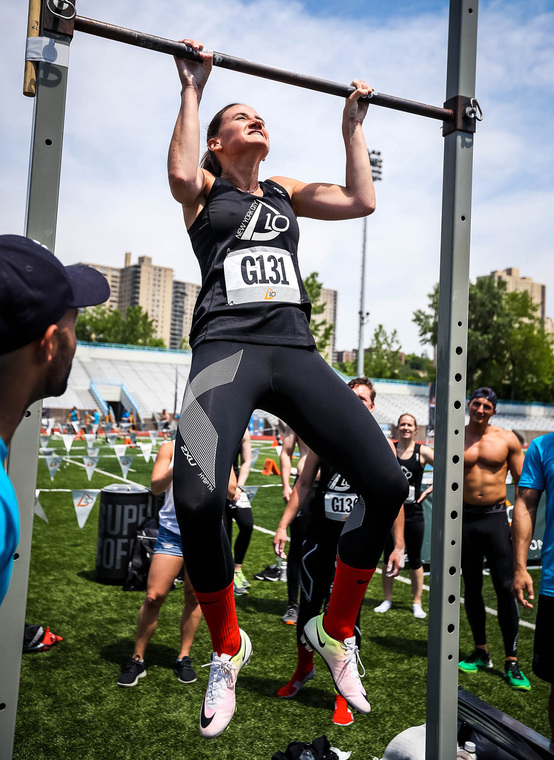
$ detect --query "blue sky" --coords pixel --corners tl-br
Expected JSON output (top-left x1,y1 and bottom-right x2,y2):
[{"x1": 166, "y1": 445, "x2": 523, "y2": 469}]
[{"x1": 1, "y1": 1, "x2": 553, "y2": 355}]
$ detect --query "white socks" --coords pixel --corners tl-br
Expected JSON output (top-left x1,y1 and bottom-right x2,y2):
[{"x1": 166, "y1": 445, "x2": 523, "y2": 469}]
[
  {"x1": 374, "y1": 600, "x2": 427, "y2": 617},
  {"x1": 374, "y1": 600, "x2": 392, "y2": 613},
  {"x1": 413, "y1": 603, "x2": 427, "y2": 619}
]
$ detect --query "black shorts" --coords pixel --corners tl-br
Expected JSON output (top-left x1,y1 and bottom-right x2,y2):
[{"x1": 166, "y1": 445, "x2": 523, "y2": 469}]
[{"x1": 533, "y1": 593, "x2": 554, "y2": 683}]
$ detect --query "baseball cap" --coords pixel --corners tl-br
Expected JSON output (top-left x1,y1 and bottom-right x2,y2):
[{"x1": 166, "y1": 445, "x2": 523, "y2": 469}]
[
  {"x1": 468, "y1": 386, "x2": 497, "y2": 408},
  {"x1": 0, "y1": 235, "x2": 110, "y2": 355}
]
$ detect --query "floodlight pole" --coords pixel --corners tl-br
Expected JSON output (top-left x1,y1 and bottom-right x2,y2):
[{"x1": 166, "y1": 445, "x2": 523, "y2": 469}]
[
  {"x1": 426, "y1": 1, "x2": 479, "y2": 758},
  {"x1": 0, "y1": 4, "x2": 74, "y2": 759}
]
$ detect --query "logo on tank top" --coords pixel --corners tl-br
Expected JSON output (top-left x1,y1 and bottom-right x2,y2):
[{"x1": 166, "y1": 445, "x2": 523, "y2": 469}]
[
  {"x1": 400, "y1": 465, "x2": 413, "y2": 481},
  {"x1": 264, "y1": 289, "x2": 277, "y2": 300},
  {"x1": 327, "y1": 473, "x2": 352, "y2": 492},
  {"x1": 236, "y1": 199, "x2": 290, "y2": 241}
]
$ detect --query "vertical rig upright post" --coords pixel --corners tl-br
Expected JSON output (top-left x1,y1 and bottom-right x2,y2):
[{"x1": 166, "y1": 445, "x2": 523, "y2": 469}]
[
  {"x1": 426, "y1": 1, "x2": 479, "y2": 758},
  {"x1": 0, "y1": 3, "x2": 75, "y2": 759}
]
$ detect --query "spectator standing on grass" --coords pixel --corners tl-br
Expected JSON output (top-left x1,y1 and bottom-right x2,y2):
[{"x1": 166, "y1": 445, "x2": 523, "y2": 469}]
[
  {"x1": 458, "y1": 387, "x2": 530, "y2": 690},
  {"x1": 0, "y1": 235, "x2": 109, "y2": 605},
  {"x1": 224, "y1": 428, "x2": 254, "y2": 595},
  {"x1": 279, "y1": 425, "x2": 311, "y2": 625},
  {"x1": 374, "y1": 413, "x2": 433, "y2": 619},
  {"x1": 512, "y1": 431, "x2": 554, "y2": 737},
  {"x1": 67, "y1": 406, "x2": 80, "y2": 424},
  {"x1": 118, "y1": 440, "x2": 203, "y2": 687}
]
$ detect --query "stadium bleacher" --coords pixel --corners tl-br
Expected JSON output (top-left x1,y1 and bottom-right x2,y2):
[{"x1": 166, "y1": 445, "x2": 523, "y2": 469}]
[{"x1": 43, "y1": 343, "x2": 554, "y2": 439}]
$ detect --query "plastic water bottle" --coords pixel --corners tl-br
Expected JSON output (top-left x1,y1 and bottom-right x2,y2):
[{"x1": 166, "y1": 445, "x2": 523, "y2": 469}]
[
  {"x1": 299, "y1": 750, "x2": 314, "y2": 760},
  {"x1": 280, "y1": 560, "x2": 288, "y2": 582},
  {"x1": 464, "y1": 741, "x2": 477, "y2": 759}
]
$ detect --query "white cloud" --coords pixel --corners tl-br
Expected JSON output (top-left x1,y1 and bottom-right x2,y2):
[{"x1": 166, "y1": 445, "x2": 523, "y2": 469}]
[{"x1": 1, "y1": 0, "x2": 553, "y2": 354}]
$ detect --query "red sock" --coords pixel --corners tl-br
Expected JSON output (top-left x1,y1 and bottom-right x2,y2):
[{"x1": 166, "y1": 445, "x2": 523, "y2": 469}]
[
  {"x1": 195, "y1": 581, "x2": 240, "y2": 656},
  {"x1": 324, "y1": 556, "x2": 375, "y2": 641},
  {"x1": 295, "y1": 642, "x2": 315, "y2": 677}
]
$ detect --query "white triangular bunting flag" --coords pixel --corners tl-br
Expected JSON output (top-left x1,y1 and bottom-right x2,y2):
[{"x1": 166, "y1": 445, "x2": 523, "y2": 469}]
[
  {"x1": 61, "y1": 434, "x2": 74, "y2": 453},
  {"x1": 243, "y1": 486, "x2": 259, "y2": 502},
  {"x1": 84, "y1": 433, "x2": 95, "y2": 446},
  {"x1": 250, "y1": 449, "x2": 260, "y2": 467},
  {"x1": 83, "y1": 455, "x2": 99, "y2": 481},
  {"x1": 34, "y1": 494, "x2": 48, "y2": 523},
  {"x1": 118, "y1": 454, "x2": 134, "y2": 478},
  {"x1": 71, "y1": 421, "x2": 81, "y2": 434},
  {"x1": 87, "y1": 447, "x2": 98, "y2": 457},
  {"x1": 274, "y1": 445, "x2": 282, "y2": 457},
  {"x1": 107, "y1": 434, "x2": 117, "y2": 446},
  {"x1": 149, "y1": 430, "x2": 158, "y2": 444},
  {"x1": 72, "y1": 490, "x2": 99, "y2": 528},
  {"x1": 139, "y1": 442, "x2": 152, "y2": 462},
  {"x1": 45, "y1": 455, "x2": 62, "y2": 481},
  {"x1": 40, "y1": 434, "x2": 50, "y2": 447},
  {"x1": 113, "y1": 444, "x2": 126, "y2": 458}
]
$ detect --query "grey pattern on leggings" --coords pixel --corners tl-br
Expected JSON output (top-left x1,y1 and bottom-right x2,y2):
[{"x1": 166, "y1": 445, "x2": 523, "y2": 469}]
[
  {"x1": 340, "y1": 497, "x2": 367, "y2": 536},
  {"x1": 178, "y1": 350, "x2": 243, "y2": 489}
]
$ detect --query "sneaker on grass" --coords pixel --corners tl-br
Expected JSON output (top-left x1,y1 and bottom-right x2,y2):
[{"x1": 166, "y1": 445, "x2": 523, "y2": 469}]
[
  {"x1": 235, "y1": 569, "x2": 250, "y2": 589},
  {"x1": 234, "y1": 571, "x2": 248, "y2": 595},
  {"x1": 253, "y1": 564, "x2": 280, "y2": 582},
  {"x1": 333, "y1": 694, "x2": 354, "y2": 726},
  {"x1": 458, "y1": 648, "x2": 492, "y2": 673},
  {"x1": 503, "y1": 660, "x2": 531, "y2": 691},
  {"x1": 174, "y1": 655, "x2": 197, "y2": 684},
  {"x1": 199, "y1": 629, "x2": 252, "y2": 739},
  {"x1": 303, "y1": 613, "x2": 370, "y2": 714},
  {"x1": 282, "y1": 603, "x2": 299, "y2": 625},
  {"x1": 117, "y1": 657, "x2": 146, "y2": 687}
]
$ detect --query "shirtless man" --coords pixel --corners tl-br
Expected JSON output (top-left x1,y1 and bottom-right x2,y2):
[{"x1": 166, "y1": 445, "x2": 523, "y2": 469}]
[
  {"x1": 280, "y1": 425, "x2": 312, "y2": 624},
  {"x1": 458, "y1": 386, "x2": 530, "y2": 690}
]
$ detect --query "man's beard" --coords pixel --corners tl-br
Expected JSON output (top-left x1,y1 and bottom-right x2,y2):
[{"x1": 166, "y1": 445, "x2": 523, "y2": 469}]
[{"x1": 44, "y1": 334, "x2": 74, "y2": 398}]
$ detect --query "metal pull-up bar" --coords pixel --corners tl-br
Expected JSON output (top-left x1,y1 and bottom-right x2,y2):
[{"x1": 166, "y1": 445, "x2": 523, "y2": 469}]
[{"x1": 72, "y1": 15, "x2": 454, "y2": 124}]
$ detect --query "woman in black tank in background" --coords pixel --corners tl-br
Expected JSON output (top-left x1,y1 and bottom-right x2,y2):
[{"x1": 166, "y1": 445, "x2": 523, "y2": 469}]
[
  {"x1": 375, "y1": 413, "x2": 434, "y2": 619},
  {"x1": 168, "y1": 39, "x2": 408, "y2": 739}
]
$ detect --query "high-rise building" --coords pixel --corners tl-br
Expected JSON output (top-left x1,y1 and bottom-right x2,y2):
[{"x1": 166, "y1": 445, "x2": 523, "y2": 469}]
[
  {"x1": 312, "y1": 287, "x2": 337, "y2": 364},
  {"x1": 479, "y1": 267, "x2": 552, "y2": 332},
  {"x1": 78, "y1": 263, "x2": 121, "y2": 312},
  {"x1": 119, "y1": 253, "x2": 174, "y2": 346},
  {"x1": 171, "y1": 280, "x2": 201, "y2": 349}
]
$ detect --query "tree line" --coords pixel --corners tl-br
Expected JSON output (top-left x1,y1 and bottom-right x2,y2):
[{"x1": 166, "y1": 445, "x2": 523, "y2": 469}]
[{"x1": 76, "y1": 274, "x2": 554, "y2": 404}]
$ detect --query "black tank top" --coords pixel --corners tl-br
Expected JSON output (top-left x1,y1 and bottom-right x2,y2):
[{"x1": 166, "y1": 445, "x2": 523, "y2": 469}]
[
  {"x1": 394, "y1": 442, "x2": 425, "y2": 504},
  {"x1": 187, "y1": 177, "x2": 315, "y2": 349},
  {"x1": 308, "y1": 460, "x2": 363, "y2": 530}
]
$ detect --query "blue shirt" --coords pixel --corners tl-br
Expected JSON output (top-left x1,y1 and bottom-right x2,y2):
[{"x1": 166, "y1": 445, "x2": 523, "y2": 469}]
[
  {"x1": 519, "y1": 432, "x2": 554, "y2": 596},
  {"x1": 0, "y1": 437, "x2": 20, "y2": 605}
]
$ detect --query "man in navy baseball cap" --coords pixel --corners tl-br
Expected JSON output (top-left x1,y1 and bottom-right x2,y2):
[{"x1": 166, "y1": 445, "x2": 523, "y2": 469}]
[{"x1": 0, "y1": 234, "x2": 110, "y2": 605}]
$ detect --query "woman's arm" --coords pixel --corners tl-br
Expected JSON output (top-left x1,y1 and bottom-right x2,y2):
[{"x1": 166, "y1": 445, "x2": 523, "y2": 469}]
[
  {"x1": 167, "y1": 40, "x2": 214, "y2": 220},
  {"x1": 273, "y1": 450, "x2": 320, "y2": 558},
  {"x1": 234, "y1": 430, "x2": 252, "y2": 499},
  {"x1": 272, "y1": 80, "x2": 375, "y2": 220},
  {"x1": 150, "y1": 441, "x2": 174, "y2": 494}
]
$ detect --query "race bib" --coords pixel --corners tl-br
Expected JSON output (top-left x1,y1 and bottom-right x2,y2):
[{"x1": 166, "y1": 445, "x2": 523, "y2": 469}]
[
  {"x1": 224, "y1": 246, "x2": 301, "y2": 305},
  {"x1": 324, "y1": 492, "x2": 358, "y2": 522}
]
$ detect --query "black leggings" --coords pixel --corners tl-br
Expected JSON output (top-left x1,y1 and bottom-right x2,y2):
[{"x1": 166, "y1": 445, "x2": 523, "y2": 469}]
[
  {"x1": 298, "y1": 523, "x2": 362, "y2": 648},
  {"x1": 223, "y1": 501, "x2": 254, "y2": 565},
  {"x1": 173, "y1": 341, "x2": 407, "y2": 593},
  {"x1": 461, "y1": 507, "x2": 520, "y2": 659},
  {"x1": 287, "y1": 503, "x2": 309, "y2": 606},
  {"x1": 384, "y1": 513, "x2": 425, "y2": 570}
]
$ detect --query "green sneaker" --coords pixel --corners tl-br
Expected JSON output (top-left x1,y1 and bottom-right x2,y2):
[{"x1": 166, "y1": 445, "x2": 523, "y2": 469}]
[
  {"x1": 458, "y1": 648, "x2": 493, "y2": 673},
  {"x1": 235, "y1": 569, "x2": 250, "y2": 589},
  {"x1": 233, "y1": 571, "x2": 248, "y2": 596},
  {"x1": 503, "y1": 661, "x2": 531, "y2": 691}
]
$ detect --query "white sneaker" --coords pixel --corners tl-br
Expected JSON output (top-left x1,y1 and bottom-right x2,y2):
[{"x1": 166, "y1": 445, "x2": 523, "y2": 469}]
[
  {"x1": 304, "y1": 614, "x2": 370, "y2": 714},
  {"x1": 199, "y1": 629, "x2": 252, "y2": 739},
  {"x1": 413, "y1": 604, "x2": 427, "y2": 619},
  {"x1": 374, "y1": 600, "x2": 392, "y2": 613}
]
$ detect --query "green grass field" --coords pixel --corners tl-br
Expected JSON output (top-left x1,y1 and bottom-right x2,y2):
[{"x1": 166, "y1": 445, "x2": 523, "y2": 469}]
[{"x1": 13, "y1": 436, "x2": 551, "y2": 759}]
